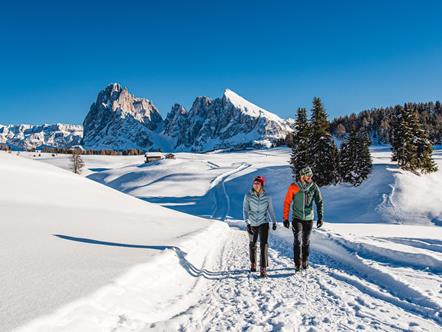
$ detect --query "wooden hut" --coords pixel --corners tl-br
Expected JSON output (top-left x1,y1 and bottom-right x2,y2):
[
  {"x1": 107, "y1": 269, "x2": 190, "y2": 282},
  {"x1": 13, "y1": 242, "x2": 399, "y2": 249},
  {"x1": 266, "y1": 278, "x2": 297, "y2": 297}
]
[{"x1": 144, "y1": 153, "x2": 163, "y2": 163}]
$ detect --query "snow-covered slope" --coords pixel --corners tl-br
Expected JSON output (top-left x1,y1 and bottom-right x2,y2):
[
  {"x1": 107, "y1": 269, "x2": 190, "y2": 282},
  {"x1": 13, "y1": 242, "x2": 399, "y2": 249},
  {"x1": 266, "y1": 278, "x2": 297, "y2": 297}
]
[
  {"x1": 9, "y1": 147, "x2": 442, "y2": 330},
  {"x1": 24, "y1": 147, "x2": 442, "y2": 331},
  {"x1": 0, "y1": 151, "x2": 228, "y2": 331},
  {"x1": 59, "y1": 147, "x2": 439, "y2": 226},
  {"x1": 0, "y1": 123, "x2": 82, "y2": 150}
]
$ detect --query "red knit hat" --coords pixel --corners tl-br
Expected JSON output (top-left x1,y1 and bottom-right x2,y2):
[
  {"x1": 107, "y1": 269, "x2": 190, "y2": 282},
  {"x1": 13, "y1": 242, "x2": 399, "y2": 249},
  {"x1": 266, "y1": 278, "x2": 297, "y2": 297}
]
[{"x1": 253, "y1": 176, "x2": 265, "y2": 186}]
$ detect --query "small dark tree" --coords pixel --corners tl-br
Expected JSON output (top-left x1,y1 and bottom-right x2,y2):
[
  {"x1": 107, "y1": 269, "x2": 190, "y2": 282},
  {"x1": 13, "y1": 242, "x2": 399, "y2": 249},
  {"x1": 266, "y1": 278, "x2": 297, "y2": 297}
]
[
  {"x1": 290, "y1": 107, "x2": 311, "y2": 178},
  {"x1": 391, "y1": 104, "x2": 416, "y2": 170},
  {"x1": 391, "y1": 104, "x2": 438, "y2": 173},
  {"x1": 390, "y1": 105, "x2": 403, "y2": 162},
  {"x1": 339, "y1": 127, "x2": 357, "y2": 184},
  {"x1": 71, "y1": 150, "x2": 85, "y2": 174},
  {"x1": 408, "y1": 106, "x2": 438, "y2": 173},
  {"x1": 355, "y1": 129, "x2": 373, "y2": 184},
  {"x1": 339, "y1": 127, "x2": 373, "y2": 186},
  {"x1": 309, "y1": 97, "x2": 339, "y2": 186}
]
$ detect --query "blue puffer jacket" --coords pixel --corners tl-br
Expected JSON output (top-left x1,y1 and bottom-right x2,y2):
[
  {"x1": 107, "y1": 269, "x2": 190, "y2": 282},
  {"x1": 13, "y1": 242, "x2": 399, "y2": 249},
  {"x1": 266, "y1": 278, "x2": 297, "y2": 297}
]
[{"x1": 243, "y1": 189, "x2": 277, "y2": 226}]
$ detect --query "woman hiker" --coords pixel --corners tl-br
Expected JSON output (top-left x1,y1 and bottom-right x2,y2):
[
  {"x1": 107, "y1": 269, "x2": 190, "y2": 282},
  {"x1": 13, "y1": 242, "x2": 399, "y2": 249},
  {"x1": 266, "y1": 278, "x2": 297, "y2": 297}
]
[{"x1": 243, "y1": 175, "x2": 277, "y2": 278}]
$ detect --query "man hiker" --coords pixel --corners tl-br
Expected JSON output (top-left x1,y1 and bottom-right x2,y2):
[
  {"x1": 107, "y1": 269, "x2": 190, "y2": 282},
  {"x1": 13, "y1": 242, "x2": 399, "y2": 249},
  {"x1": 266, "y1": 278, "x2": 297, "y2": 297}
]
[
  {"x1": 243, "y1": 175, "x2": 277, "y2": 278},
  {"x1": 283, "y1": 166, "x2": 324, "y2": 272}
]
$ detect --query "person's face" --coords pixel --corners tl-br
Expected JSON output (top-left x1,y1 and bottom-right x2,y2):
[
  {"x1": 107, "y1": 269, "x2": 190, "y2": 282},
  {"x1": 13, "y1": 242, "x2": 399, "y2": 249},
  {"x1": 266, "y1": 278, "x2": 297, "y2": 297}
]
[
  {"x1": 253, "y1": 181, "x2": 262, "y2": 191},
  {"x1": 301, "y1": 175, "x2": 313, "y2": 183}
]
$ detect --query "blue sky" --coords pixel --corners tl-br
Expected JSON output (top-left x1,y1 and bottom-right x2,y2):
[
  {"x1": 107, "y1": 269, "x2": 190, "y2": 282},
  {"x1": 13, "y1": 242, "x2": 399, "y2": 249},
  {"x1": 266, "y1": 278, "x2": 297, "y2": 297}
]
[{"x1": 1, "y1": 0, "x2": 442, "y2": 124}]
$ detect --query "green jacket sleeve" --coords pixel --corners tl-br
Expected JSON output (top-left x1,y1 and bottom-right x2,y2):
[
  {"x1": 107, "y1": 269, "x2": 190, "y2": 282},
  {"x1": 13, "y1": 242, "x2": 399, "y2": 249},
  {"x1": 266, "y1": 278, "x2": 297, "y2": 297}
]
[{"x1": 314, "y1": 184, "x2": 324, "y2": 221}]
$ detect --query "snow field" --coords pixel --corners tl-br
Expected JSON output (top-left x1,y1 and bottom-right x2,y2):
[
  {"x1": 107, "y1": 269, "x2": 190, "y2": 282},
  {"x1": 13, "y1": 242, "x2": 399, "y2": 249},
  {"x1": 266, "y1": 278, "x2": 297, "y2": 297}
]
[{"x1": 6, "y1": 146, "x2": 442, "y2": 331}]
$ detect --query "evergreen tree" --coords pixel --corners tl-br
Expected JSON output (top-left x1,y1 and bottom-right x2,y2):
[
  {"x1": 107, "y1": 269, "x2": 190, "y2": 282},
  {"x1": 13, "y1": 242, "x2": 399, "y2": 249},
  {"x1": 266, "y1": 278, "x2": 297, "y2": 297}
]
[
  {"x1": 355, "y1": 129, "x2": 373, "y2": 185},
  {"x1": 338, "y1": 128, "x2": 357, "y2": 184},
  {"x1": 390, "y1": 105, "x2": 402, "y2": 162},
  {"x1": 391, "y1": 104, "x2": 438, "y2": 173},
  {"x1": 391, "y1": 104, "x2": 415, "y2": 170},
  {"x1": 309, "y1": 97, "x2": 339, "y2": 186},
  {"x1": 408, "y1": 105, "x2": 438, "y2": 173},
  {"x1": 339, "y1": 127, "x2": 372, "y2": 186},
  {"x1": 398, "y1": 104, "x2": 418, "y2": 171},
  {"x1": 290, "y1": 107, "x2": 311, "y2": 178}
]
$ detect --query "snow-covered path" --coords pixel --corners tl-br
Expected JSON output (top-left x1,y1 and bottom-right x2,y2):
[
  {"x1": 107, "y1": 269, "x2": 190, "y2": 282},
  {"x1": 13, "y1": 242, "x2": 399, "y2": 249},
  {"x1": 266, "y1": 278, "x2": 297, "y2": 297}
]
[{"x1": 144, "y1": 227, "x2": 439, "y2": 332}]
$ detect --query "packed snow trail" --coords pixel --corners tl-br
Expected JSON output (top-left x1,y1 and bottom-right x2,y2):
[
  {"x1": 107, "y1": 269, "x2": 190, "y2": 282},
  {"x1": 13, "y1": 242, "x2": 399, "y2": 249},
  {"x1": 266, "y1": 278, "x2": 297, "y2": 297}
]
[{"x1": 140, "y1": 227, "x2": 439, "y2": 332}]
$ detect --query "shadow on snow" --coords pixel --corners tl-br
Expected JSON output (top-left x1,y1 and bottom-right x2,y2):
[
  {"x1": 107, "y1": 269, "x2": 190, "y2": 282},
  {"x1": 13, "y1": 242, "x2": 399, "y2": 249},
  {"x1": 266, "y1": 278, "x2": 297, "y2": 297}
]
[{"x1": 53, "y1": 234, "x2": 294, "y2": 280}]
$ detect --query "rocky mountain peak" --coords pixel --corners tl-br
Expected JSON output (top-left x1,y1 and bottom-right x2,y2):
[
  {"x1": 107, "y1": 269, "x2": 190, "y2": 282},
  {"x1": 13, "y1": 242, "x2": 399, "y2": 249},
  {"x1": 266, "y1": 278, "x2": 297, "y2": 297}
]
[
  {"x1": 82, "y1": 84, "x2": 164, "y2": 150},
  {"x1": 162, "y1": 89, "x2": 292, "y2": 151}
]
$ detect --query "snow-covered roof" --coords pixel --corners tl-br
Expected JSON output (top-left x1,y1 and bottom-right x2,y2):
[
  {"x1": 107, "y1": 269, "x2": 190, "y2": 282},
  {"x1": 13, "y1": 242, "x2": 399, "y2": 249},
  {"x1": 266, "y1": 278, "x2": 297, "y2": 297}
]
[{"x1": 144, "y1": 152, "x2": 163, "y2": 157}]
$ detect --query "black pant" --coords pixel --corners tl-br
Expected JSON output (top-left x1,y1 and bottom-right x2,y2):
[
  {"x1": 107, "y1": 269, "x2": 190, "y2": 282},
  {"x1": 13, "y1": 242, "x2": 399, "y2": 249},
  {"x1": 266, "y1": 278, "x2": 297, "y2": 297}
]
[
  {"x1": 249, "y1": 223, "x2": 269, "y2": 267},
  {"x1": 292, "y1": 218, "x2": 313, "y2": 266}
]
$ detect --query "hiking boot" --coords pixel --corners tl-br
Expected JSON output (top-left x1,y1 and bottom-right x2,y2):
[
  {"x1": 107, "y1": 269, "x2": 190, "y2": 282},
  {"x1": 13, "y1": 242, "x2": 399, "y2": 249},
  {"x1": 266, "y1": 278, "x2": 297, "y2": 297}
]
[
  {"x1": 251, "y1": 263, "x2": 257, "y2": 272},
  {"x1": 302, "y1": 260, "x2": 309, "y2": 270},
  {"x1": 260, "y1": 267, "x2": 268, "y2": 278},
  {"x1": 295, "y1": 264, "x2": 301, "y2": 273}
]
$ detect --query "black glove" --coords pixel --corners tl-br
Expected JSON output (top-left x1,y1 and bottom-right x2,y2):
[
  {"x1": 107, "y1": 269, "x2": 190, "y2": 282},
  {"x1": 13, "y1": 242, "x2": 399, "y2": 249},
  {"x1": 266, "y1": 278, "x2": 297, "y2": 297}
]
[
  {"x1": 272, "y1": 223, "x2": 277, "y2": 231},
  {"x1": 283, "y1": 219, "x2": 290, "y2": 228},
  {"x1": 317, "y1": 219, "x2": 323, "y2": 228},
  {"x1": 246, "y1": 224, "x2": 254, "y2": 235}
]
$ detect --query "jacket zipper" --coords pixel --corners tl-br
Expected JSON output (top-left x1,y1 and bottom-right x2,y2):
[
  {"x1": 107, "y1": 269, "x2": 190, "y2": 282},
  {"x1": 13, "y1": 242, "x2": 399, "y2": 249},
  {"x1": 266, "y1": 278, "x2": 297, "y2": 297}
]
[{"x1": 302, "y1": 192, "x2": 305, "y2": 219}]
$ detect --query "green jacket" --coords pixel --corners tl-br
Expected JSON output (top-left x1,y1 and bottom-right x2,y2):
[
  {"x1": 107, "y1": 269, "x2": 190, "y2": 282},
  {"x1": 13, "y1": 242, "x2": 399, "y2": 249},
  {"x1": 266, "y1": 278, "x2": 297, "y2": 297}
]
[{"x1": 283, "y1": 180, "x2": 324, "y2": 221}]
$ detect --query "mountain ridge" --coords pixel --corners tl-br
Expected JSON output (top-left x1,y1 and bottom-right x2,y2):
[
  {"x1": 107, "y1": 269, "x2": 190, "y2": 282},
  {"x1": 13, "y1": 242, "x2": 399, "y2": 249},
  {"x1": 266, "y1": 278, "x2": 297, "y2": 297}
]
[{"x1": 1, "y1": 83, "x2": 293, "y2": 151}]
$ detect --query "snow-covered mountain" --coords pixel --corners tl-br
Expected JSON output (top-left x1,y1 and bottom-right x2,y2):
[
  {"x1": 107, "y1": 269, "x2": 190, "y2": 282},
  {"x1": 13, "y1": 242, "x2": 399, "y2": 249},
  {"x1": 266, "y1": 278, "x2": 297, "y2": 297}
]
[
  {"x1": 82, "y1": 83, "x2": 164, "y2": 151},
  {"x1": 164, "y1": 89, "x2": 293, "y2": 151},
  {"x1": 2, "y1": 84, "x2": 293, "y2": 152},
  {"x1": 0, "y1": 123, "x2": 83, "y2": 150},
  {"x1": 82, "y1": 84, "x2": 292, "y2": 151}
]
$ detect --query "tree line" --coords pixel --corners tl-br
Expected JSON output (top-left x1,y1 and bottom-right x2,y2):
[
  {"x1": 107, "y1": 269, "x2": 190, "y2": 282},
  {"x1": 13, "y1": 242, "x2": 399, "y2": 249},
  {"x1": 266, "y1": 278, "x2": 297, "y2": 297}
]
[
  {"x1": 42, "y1": 147, "x2": 145, "y2": 155},
  {"x1": 330, "y1": 101, "x2": 442, "y2": 145},
  {"x1": 289, "y1": 97, "x2": 372, "y2": 187},
  {"x1": 291, "y1": 98, "x2": 438, "y2": 187}
]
